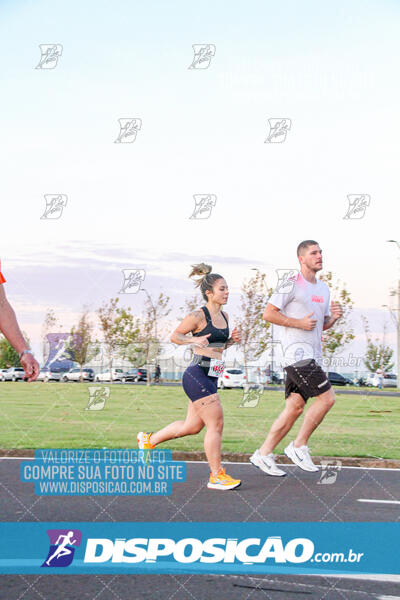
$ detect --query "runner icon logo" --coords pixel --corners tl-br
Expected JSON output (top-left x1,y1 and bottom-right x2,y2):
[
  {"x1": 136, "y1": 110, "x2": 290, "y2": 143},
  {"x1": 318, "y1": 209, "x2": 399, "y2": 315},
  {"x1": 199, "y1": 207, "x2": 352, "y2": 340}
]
[
  {"x1": 119, "y1": 269, "x2": 146, "y2": 294},
  {"x1": 85, "y1": 387, "x2": 110, "y2": 411},
  {"x1": 114, "y1": 118, "x2": 142, "y2": 144},
  {"x1": 264, "y1": 118, "x2": 292, "y2": 143},
  {"x1": 317, "y1": 460, "x2": 342, "y2": 485},
  {"x1": 42, "y1": 529, "x2": 82, "y2": 567},
  {"x1": 35, "y1": 44, "x2": 63, "y2": 69},
  {"x1": 343, "y1": 194, "x2": 370, "y2": 220},
  {"x1": 40, "y1": 194, "x2": 68, "y2": 220},
  {"x1": 188, "y1": 44, "x2": 216, "y2": 69},
  {"x1": 239, "y1": 384, "x2": 264, "y2": 408},
  {"x1": 189, "y1": 194, "x2": 217, "y2": 220}
]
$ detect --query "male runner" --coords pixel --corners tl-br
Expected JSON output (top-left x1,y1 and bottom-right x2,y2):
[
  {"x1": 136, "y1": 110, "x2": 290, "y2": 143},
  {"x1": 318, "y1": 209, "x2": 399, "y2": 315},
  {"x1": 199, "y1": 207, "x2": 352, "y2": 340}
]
[
  {"x1": 0, "y1": 261, "x2": 39, "y2": 381},
  {"x1": 250, "y1": 240, "x2": 342, "y2": 475}
]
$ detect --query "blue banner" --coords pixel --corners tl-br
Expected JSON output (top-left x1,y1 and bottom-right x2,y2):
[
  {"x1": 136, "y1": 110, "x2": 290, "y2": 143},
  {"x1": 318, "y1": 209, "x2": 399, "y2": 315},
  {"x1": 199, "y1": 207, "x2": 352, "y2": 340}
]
[
  {"x1": 0, "y1": 522, "x2": 398, "y2": 575},
  {"x1": 20, "y1": 449, "x2": 186, "y2": 496}
]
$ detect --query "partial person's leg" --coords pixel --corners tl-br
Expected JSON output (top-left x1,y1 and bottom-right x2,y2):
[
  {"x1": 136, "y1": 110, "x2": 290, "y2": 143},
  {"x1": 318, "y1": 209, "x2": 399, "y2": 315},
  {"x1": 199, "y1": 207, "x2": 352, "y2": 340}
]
[
  {"x1": 293, "y1": 388, "x2": 335, "y2": 447},
  {"x1": 149, "y1": 400, "x2": 204, "y2": 446},
  {"x1": 259, "y1": 392, "x2": 305, "y2": 455},
  {"x1": 193, "y1": 393, "x2": 223, "y2": 476}
]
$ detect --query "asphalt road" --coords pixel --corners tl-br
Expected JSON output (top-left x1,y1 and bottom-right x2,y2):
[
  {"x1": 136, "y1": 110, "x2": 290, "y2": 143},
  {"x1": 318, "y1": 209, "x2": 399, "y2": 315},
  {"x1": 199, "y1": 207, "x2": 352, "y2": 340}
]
[{"x1": 1, "y1": 459, "x2": 399, "y2": 599}]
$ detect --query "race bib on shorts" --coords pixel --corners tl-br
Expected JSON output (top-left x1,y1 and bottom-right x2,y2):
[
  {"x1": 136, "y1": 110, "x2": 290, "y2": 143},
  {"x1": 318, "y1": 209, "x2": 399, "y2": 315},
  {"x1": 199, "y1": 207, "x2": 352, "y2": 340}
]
[{"x1": 208, "y1": 358, "x2": 225, "y2": 377}]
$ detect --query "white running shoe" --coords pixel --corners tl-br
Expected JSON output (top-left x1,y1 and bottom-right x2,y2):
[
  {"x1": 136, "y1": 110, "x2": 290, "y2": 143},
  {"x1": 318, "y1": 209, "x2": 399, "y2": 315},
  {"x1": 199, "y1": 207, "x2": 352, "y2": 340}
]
[
  {"x1": 250, "y1": 449, "x2": 286, "y2": 477},
  {"x1": 284, "y1": 441, "x2": 319, "y2": 472}
]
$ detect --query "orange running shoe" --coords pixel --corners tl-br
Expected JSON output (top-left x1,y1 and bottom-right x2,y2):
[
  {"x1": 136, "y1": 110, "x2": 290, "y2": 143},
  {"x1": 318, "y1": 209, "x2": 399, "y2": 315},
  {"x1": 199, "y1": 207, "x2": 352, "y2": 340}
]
[
  {"x1": 137, "y1": 432, "x2": 155, "y2": 449},
  {"x1": 207, "y1": 467, "x2": 241, "y2": 490}
]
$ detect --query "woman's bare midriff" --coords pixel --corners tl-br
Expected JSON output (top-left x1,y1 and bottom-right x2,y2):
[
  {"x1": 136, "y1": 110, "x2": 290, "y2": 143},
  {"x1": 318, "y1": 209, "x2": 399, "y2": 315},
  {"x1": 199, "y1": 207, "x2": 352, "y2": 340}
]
[{"x1": 192, "y1": 346, "x2": 224, "y2": 360}]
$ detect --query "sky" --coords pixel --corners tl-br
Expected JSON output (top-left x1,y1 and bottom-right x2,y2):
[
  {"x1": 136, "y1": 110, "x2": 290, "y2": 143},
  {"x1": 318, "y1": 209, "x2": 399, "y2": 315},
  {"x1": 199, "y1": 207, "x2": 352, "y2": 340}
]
[{"x1": 0, "y1": 0, "x2": 399, "y2": 369}]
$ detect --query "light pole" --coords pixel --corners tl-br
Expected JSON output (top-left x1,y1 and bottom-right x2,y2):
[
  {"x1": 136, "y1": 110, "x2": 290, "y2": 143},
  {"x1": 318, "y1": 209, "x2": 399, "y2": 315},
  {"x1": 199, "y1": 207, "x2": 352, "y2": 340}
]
[
  {"x1": 386, "y1": 240, "x2": 400, "y2": 381},
  {"x1": 140, "y1": 288, "x2": 156, "y2": 386},
  {"x1": 251, "y1": 267, "x2": 273, "y2": 380},
  {"x1": 270, "y1": 324, "x2": 274, "y2": 377}
]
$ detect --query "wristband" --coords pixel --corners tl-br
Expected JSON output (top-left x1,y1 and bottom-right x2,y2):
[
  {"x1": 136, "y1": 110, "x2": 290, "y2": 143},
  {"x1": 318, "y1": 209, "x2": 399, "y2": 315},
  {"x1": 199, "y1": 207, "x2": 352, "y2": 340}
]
[{"x1": 19, "y1": 349, "x2": 33, "y2": 360}]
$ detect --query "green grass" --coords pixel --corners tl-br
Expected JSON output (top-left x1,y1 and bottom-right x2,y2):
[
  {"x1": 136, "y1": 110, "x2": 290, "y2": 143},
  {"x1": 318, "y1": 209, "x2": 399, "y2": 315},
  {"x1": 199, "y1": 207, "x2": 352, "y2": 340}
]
[{"x1": 0, "y1": 382, "x2": 399, "y2": 458}]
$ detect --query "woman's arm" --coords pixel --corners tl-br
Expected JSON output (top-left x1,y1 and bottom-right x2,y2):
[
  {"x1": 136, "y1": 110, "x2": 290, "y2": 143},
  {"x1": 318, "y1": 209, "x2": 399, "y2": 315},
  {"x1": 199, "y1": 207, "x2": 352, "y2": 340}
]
[{"x1": 170, "y1": 310, "x2": 204, "y2": 345}]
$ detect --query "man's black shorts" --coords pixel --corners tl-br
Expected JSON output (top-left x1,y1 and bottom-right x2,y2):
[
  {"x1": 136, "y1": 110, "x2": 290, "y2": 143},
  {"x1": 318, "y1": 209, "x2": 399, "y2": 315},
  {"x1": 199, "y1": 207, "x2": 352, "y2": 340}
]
[{"x1": 284, "y1": 358, "x2": 331, "y2": 402}]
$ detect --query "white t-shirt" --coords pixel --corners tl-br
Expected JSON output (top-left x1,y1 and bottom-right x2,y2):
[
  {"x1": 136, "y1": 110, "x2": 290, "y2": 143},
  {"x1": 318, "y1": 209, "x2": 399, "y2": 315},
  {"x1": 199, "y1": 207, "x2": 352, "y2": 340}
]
[{"x1": 268, "y1": 273, "x2": 330, "y2": 367}]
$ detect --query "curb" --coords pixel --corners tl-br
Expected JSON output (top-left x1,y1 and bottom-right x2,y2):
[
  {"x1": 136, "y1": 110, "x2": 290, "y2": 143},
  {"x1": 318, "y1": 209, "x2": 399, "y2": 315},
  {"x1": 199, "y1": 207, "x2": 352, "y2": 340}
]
[
  {"x1": 171, "y1": 452, "x2": 400, "y2": 469},
  {"x1": 1, "y1": 449, "x2": 399, "y2": 469}
]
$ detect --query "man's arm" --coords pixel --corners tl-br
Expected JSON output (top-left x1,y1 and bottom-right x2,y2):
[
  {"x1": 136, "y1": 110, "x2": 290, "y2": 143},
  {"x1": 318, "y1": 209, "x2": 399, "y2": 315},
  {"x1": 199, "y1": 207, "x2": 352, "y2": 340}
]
[
  {"x1": 0, "y1": 285, "x2": 29, "y2": 354},
  {"x1": 263, "y1": 303, "x2": 317, "y2": 331},
  {"x1": 0, "y1": 284, "x2": 40, "y2": 381},
  {"x1": 322, "y1": 302, "x2": 342, "y2": 330},
  {"x1": 323, "y1": 315, "x2": 336, "y2": 330}
]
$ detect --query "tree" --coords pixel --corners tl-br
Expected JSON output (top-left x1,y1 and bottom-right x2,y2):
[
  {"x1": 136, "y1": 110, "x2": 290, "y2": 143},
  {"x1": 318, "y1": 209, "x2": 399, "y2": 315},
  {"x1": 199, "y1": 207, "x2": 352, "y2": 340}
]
[
  {"x1": 41, "y1": 308, "x2": 62, "y2": 364},
  {"x1": 0, "y1": 331, "x2": 30, "y2": 368},
  {"x1": 236, "y1": 269, "x2": 272, "y2": 379},
  {"x1": 319, "y1": 271, "x2": 355, "y2": 364},
  {"x1": 64, "y1": 307, "x2": 101, "y2": 381},
  {"x1": 139, "y1": 290, "x2": 172, "y2": 386},
  {"x1": 361, "y1": 315, "x2": 394, "y2": 373},
  {"x1": 97, "y1": 298, "x2": 140, "y2": 382},
  {"x1": 114, "y1": 307, "x2": 142, "y2": 367},
  {"x1": 178, "y1": 294, "x2": 202, "y2": 319}
]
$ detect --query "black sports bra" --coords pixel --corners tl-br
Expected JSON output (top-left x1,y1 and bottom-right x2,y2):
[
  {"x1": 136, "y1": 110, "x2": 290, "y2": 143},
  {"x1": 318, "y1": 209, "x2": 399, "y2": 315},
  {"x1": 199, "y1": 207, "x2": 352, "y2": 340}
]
[{"x1": 192, "y1": 306, "x2": 229, "y2": 345}]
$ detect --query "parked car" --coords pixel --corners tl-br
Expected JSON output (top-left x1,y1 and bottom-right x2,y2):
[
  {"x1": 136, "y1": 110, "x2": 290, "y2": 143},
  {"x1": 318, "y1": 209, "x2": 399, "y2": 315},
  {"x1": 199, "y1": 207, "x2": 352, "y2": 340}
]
[
  {"x1": 0, "y1": 369, "x2": 9, "y2": 380},
  {"x1": 37, "y1": 368, "x2": 63, "y2": 382},
  {"x1": 0, "y1": 367, "x2": 26, "y2": 382},
  {"x1": 62, "y1": 367, "x2": 95, "y2": 382},
  {"x1": 122, "y1": 368, "x2": 148, "y2": 382},
  {"x1": 218, "y1": 368, "x2": 246, "y2": 389},
  {"x1": 327, "y1": 372, "x2": 354, "y2": 386},
  {"x1": 95, "y1": 368, "x2": 126, "y2": 382},
  {"x1": 271, "y1": 371, "x2": 285, "y2": 384},
  {"x1": 366, "y1": 373, "x2": 398, "y2": 388}
]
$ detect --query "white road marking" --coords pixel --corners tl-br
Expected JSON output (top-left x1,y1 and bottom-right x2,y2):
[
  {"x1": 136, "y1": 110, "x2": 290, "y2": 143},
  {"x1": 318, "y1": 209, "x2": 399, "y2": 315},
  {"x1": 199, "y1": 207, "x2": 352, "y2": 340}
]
[
  {"x1": 0, "y1": 457, "x2": 34, "y2": 459},
  {"x1": 309, "y1": 574, "x2": 400, "y2": 583},
  {"x1": 357, "y1": 499, "x2": 400, "y2": 505},
  {"x1": 184, "y1": 460, "x2": 400, "y2": 472},
  {"x1": 218, "y1": 572, "x2": 400, "y2": 591}
]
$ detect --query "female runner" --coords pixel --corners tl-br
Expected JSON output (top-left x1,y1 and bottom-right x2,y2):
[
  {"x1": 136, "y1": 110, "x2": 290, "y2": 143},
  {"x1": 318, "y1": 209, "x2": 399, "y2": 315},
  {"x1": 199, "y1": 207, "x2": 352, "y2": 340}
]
[{"x1": 137, "y1": 262, "x2": 242, "y2": 490}]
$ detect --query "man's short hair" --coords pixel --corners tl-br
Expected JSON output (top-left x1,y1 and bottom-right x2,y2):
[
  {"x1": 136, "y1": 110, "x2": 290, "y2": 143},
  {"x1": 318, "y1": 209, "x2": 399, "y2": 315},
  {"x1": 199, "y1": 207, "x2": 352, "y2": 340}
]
[{"x1": 297, "y1": 240, "x2": 319, "y2": 256}]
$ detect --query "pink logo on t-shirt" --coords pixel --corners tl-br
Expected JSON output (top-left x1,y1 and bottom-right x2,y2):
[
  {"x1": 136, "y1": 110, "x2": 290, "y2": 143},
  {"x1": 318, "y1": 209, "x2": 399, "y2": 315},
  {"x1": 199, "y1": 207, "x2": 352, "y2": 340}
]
[{"x1": 312, "y1": 295, "x2": 324, "y2": 303}]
